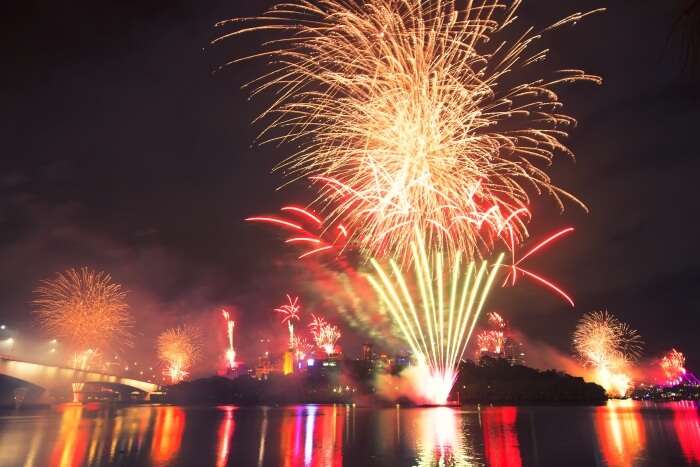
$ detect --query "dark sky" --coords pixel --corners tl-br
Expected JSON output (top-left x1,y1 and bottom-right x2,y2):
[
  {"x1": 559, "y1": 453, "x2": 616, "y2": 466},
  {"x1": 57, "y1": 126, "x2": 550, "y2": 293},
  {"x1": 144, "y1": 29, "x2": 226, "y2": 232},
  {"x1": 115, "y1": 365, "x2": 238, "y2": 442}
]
[{"x1": 1, "y1": 0, "x2": 698, "y2": 374}]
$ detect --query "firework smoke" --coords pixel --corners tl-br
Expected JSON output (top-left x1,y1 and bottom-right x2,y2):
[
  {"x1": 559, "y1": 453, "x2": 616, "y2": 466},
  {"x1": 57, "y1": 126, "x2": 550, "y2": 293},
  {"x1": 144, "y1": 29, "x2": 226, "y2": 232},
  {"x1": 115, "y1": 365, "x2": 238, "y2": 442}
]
[{"x1": 33, "y1": 267, "x2": 132, "y2": 369}]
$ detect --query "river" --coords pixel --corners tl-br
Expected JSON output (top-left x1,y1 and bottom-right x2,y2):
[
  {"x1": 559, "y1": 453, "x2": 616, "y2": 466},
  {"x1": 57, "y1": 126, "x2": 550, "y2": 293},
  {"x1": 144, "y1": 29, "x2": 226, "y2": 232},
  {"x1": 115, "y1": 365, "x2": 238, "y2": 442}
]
[{"x1": 0, "y1": 400, "x2": 698, "y2": 466}]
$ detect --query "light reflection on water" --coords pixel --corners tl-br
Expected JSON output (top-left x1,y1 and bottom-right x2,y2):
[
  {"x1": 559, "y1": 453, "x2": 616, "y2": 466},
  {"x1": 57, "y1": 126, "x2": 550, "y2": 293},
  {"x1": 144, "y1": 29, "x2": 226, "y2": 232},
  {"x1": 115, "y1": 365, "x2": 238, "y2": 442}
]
[
  {"x1": 481, "y1": 407, "x2": 521, "y2": 467},
  {"x1": 0, "y1": 401, "x2": 697, "y2": 466},
  {"x1": 672, "y1": 401, "x2": 700, "y2": 465},
  {"x1": 593, "y1": 400, "x2": 646, "y2": 467}
]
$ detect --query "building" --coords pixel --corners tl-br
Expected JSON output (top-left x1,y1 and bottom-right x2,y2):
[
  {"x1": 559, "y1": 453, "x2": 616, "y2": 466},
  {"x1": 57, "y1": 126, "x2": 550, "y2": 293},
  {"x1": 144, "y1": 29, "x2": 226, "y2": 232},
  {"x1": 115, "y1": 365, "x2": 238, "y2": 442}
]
[
  {"x1": 502, "y1": 337, "x2": 525, "y2": 366},
  {"x1": 361, "y1": 343, "x2": 373, "y2": 361}
]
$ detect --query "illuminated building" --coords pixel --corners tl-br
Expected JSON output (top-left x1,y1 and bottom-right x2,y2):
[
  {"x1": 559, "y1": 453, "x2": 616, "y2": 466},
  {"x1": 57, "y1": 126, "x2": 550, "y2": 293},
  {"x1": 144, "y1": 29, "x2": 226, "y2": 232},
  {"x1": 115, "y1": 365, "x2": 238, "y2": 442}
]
[
  {"x1": 502, "y1": 338, "x2": 526, "y2": 366},
  {"x1": 255, "y1": 353, "x2": 272, "y2": 380},
  {"x1": 283, "y1": 350, "x2": 294, "y2": 375}
]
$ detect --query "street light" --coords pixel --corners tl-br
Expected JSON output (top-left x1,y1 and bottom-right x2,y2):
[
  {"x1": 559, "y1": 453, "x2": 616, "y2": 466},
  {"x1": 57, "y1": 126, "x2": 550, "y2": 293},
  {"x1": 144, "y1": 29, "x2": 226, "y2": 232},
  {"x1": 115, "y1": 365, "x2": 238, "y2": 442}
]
[{"x1": 0, "y1": 325, "x2": 6, "y2": 330}]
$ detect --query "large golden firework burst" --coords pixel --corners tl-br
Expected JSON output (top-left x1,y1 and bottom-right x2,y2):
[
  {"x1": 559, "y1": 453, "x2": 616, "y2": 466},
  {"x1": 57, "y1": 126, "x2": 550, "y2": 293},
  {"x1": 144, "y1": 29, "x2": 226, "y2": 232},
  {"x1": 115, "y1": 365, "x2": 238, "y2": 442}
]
[
  {"x1": 33, "y1": 267, "x2": 133, "y2": 354},
  {"x1": 573, "y1": 311, "x2": 643, "y2": 369},
  {"x1": 215, "y1": 0, "x2": 603, "y2": 262}
]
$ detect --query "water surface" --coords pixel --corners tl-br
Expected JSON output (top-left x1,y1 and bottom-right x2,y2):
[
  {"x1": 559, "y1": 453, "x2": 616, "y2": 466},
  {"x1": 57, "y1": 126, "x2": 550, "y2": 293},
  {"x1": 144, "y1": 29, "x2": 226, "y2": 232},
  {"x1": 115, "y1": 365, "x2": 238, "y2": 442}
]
[{"x1": 0, "y1": 400, "x2": 698, "y2": 466}]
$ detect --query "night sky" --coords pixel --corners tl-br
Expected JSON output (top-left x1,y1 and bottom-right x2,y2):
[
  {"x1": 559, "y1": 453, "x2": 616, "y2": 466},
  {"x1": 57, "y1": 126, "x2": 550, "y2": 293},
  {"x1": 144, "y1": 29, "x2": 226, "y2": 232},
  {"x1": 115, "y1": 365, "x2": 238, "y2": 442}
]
[{"x1": 2, "y1": 0, "x2": 699, "y2": 374}]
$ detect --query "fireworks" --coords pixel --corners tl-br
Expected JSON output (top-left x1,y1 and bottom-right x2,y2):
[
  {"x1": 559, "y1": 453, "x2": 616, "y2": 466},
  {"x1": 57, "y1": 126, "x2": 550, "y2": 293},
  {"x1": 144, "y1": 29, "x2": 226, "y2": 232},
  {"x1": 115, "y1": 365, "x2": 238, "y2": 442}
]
[
  {"x1": 216, "y1": 0, "x2": 602, "y2": 262},
  {"x1": 33, "y1": 267, "x2": 132, "y2": 369},
  {"x1": 157, "y1": 326, "x2": 201, "y2": 384},
  {"x1": 247, "y1": 206, "x2": 349, "y2": 260},
  {"x1": 658, "y1": 348, "x2": 698, "y2": 386},
  {"x1": 309, "y1": 315, "x2": 341, "y2": 356},
  {"x1": 476, "y1": 330, "x2": 504, "y2": 355},
  {"x1": 488, "y1": 312, "x2": 506, "y2": 330},
  {"x1": 476, "y1": 312, "x2": 507, "y2": 356},
  {"x1": 661, "y1": 349, "x2": 686, "y2": 385},
  {"x1": 573, "y1": 311, "x2": 643, "y2": 397},
  {"x1": 367, "y1": 231, "x2": 504, "y2": 404},
  {"x1": 502, "y1": 227, "x2": 575, "y2": 307},
  {"x1": 221, "y1": 310, "x2": 236, "y2": 370},
  {"x1": 292, "y1": 336, "x2": 314, "y2": 361},
  {"x1": 275, "y1": 295, "x2": 301, "y2": 348}
]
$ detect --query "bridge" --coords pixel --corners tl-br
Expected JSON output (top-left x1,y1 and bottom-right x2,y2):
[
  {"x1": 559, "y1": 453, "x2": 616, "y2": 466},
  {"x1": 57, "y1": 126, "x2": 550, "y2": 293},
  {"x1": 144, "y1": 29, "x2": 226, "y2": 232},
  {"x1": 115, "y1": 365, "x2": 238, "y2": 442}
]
[{"x1": 0, "y1": 355, "x2": 161, "y2": 405}]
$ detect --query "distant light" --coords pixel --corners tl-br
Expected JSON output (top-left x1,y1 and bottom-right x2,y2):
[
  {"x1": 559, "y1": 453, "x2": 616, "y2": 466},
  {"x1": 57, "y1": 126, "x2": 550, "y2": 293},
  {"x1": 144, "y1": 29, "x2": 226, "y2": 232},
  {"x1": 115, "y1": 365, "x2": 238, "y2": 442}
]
[
  {"x1": 5, "y1": 338, "x2": 14, "y2": 344},
  {"x1": 50, "y1": 349, "x2": 56, "y2": 353},
  {"x1": 0, "y1": 325, "x2": 5, "y2": 330},
  {"x1": 307, "y1": 358, "x2": 315, "y2": 367}
]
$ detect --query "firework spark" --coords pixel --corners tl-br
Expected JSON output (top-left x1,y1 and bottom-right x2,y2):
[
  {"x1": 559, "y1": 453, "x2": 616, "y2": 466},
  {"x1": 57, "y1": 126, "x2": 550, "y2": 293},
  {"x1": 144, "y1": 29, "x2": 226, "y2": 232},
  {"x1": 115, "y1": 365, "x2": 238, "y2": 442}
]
[
  {"x1": 573, "y1": 311, "x2": 643, "y2": 397},
  {"x1": 33, "y1": 267, "x2": 132, "y2": 369},
  {"x1": 309, "y1": 315, "x2": 341, "y2": 356},
  {"x1": 275, "y1": 295, "x2": 301, "y2": 348},
  {"x1": 292, "y1": 336, "x2": 314, "y2": 361},
  {"x1": 488, "y1": 311, "x2": 506, "y2": 330},
  {"x1": 158, "y1": 326, "x2": 201, "y2": 384},
  {"x1": 661, "y1": 349, "x2": 687, "y2": 386},
  {"x1": 368, "y1": 231, "x2": 504, "y2": 404},
  {"x1": 216, "y1": 0, "x2": 602, "y2": 262},
  {"x1": 476, "y1": 330, "x2": 505, "y2": 355},
  {"x1": 658, "y1": 348, "x2": 699, "y2": 386},
  {"x1": 502, "y1": 227, "x2": 575, "y2": 306},
  {"x1": 221, "y1": 310, "x2": 236, "y2": 370},
  {"x1": 475, "y1": 312, "x2": 507, "y2": 356},
  {"x1": 247, "y1": 205, "x2": 349, "y2": 260}
]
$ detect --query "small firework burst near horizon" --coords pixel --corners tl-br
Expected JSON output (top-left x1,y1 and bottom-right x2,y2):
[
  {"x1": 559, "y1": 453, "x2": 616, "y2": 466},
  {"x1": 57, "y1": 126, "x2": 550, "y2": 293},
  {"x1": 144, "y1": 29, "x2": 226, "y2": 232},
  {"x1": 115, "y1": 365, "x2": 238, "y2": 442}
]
[
  {"x1": 659, "y1": 348, "x2": 699, "y2": 386},
  {"x1": 309, "y1": 314, "x2": 341, "y2": 356},
  {"x1": 476, "y1": 312, "x2": 508, "y2": 356},
  {"x1": 33, "y1": 267, "x2": 132, "y2": 370},
  {"x1": 158, "y1": 325, "x2": 201, "y2": 384},
  {"x1": 661, "y1": 349, "x2": 687, "y2": 385},
  {"x1": 573, "y1": 311, "x2": 643, "y2": 397},
  {"x1": 275, "y1": 294, "x2": 301, "y2": 348},
  {"x1": 216, "y1": 0, "x2": 603, "y2": 263}
]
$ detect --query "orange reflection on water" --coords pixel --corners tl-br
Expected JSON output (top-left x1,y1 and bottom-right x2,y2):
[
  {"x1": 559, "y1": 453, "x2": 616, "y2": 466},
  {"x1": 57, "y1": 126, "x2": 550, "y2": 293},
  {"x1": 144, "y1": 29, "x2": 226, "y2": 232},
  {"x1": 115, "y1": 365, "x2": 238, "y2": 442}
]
[
  {"x1": 481, "y1": 406, "x2": 522, "y2": 467},
  {"x1": 150, "y1": 406, "x2": 186, "y2": 463},
  {"x1": 594, "y1": 400, "x2": 646, "y2": 467},
  {"x1": 415, "y1": 407, "x2": 472, "y2": 466},
  {"x1": 50, "y1": 404, "x2": 88, "y2": 467},
  {"x1": 671, "y1": 401, "x2": 700, "y2": 464},
  {"x1": 279, "y1": 405, "x2": 344, "y2": 467},
  {"x1": 216, "y1": 406, "x2": 236, "y2": 467},
  {"x1": 280, "y1": 406, "x2": 305, "y2": 467}
]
